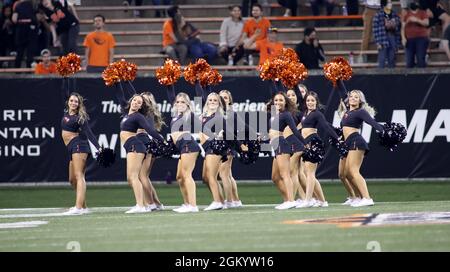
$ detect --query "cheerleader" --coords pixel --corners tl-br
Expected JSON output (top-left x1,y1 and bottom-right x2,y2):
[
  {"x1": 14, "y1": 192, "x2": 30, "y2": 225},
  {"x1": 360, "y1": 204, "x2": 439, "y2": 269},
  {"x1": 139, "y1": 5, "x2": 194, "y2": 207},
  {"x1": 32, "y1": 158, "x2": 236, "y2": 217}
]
[
  {"x1": 296, "y1": 91, "x2": 341, "y2": 208},
  {"x1": 115, "y1": 86, "x2": 166, "y2": 213},
  {"x1": 166, "y1": 86, "x2": 202, "y2": 213},
  {"x1": 138, "y1": 92, "x2": 165, "y2": 211},
  {"x1": 60, "y1": 79, "x2": 101, "y2": 215},
  {"x1": 267, "y1": 91, "x2": 306, "y2": 210},
  {"x1": 337, "y1": 88, "x2": 384, "y2": 207}
]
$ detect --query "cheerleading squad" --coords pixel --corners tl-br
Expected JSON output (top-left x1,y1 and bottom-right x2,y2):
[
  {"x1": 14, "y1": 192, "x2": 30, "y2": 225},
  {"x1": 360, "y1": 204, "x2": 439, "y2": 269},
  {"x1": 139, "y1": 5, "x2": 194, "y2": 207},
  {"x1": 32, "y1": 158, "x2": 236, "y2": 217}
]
[{"x1": 59, "y1": 76, "x2": 405, "y2": 215}]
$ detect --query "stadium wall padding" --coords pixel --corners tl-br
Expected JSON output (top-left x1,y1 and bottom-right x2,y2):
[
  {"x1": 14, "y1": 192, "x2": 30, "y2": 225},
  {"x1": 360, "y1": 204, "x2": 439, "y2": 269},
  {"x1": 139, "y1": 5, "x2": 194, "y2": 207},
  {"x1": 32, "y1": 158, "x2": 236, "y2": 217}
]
[{"x1": 1, "y1": 73, "x2": 449, "y2": 182}]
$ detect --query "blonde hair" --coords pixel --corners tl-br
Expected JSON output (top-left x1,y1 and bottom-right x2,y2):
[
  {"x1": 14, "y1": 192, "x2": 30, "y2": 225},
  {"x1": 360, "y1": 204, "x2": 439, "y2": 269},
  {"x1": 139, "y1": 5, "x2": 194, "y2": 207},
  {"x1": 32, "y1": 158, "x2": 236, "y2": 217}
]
[
  {"x1": 219, "y1": 89, "x2": 233, "y2": 107},
  {"x1": 141, "y1": 92, "x2": 165, "y2": 131},
  {"x1": 203, "y1": 92, "x2": 224, "y2": 116},
  {"x1": 173, "y1": 92, "x2": 193, "y2": 117},
  {"x1": 338, "y1": 89, "x2": 376, "y2": 118},
  {"x1": 66, "y1": 93, "x2": 89, "y2": 125}
]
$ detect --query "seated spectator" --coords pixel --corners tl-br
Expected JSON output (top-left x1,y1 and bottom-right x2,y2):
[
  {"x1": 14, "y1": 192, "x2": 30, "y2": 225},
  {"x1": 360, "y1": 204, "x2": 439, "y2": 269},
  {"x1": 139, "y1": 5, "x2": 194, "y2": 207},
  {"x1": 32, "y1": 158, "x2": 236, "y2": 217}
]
[
  {"x1": 34, "y1": 48, "x2": 56, "y2": 74},
  {"x1": 161, "y1": 5, "x2": 188, "y2": 64},
  {"x1": 237, "y1": 4, "x2": 271, "y2": 49},
  {"x1": 278, "y1": 0, "x2": 298, "y2": 16},
  {"x1": 310, "y1": 0, "x2": 336, "y2": 16},
  {"x1": 175, "y1": 14, "x2": 217, "y2": 62},
  {"x1": 219, "y1": 5, "x2": 245, "y2": 65},
  {"x1": 83, "y1": 14, "x2": 115, "y2": 73},
  {"x1": 245, "y1": 27, "x2": 284, "y2": 65},
  {"x1": 0, "y1": 4, "x2": 15, "y2": 60},
  {"x1": 122, "y1": 0, "x2": 143, "y2": 18},
  {"x1": 373, "y1": 0, "x2": 401, "y2": 68},
  {"x1": 152, "y1": 0, "x2": 173, "y2": 18},
  {"x1": 401, "y1": 0, "x2": 430, "y2": 68},
  {"x1": 241, "y1": 0, "x2": 258, "y2": 18},
  {"x1": 294, "y1": 27, "x2": 325, "y2": 69}
]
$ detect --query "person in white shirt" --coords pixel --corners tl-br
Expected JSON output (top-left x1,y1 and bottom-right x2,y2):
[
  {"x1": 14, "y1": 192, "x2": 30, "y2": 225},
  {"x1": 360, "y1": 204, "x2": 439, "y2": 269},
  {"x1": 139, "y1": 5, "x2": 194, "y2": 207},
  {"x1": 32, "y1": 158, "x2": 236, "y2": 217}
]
[{"x1": 218, "y1": 5, "x2": 245, "y2": 65}]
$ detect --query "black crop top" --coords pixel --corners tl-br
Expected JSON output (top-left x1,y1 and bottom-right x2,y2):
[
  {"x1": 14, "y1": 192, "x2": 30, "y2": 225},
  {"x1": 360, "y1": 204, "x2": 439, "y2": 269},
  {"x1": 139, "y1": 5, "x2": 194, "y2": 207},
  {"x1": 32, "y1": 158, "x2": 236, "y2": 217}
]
[
  {"x1": 270, "y1": 111, "x2": 305, "y2": 143},
  {"x1": 341, "y1": 108, "x2": 384, "y2": 132},
  {"x1": 301, "y1": 110, "x2": 339, "y2": 139},
  {"x1": 61, "y1": 79, "x2": 100, "y2": 149},
  {"x1": 120, "y1": 112, "x2": 164, "y2": 141}
]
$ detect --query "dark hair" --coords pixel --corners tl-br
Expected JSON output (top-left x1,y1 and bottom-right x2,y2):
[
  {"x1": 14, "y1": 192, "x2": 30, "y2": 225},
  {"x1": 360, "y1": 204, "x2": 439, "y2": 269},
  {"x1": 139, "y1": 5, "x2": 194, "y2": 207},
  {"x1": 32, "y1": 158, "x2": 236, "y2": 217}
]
[
  {"x1": 94, "y1": 14, "x2": 106, "y2": 22},
  {"x1": 228, "y1": 5, "x2": 241, "y2": 11},
  {"x1": 304, "y1": 27, "x2": 316, "y2": 37},
  {"x1": 267, "y1": 91, "x2": 298, "y2": 115},
  {"x1": 252, "y1": 3, "x2": 263, "y2": 11},
  {"x1": 380, "y1": 0, "x2": 387, "y2": 7},
  {"x1": 124, "y1": 94, "x2": 150, "y2": 117},
  {"x1": 167, "y1": 5, "x2": 179, "y2": 18},
  {"x1": 303, "y1": 91, "x2": 324, "y2": 111}
]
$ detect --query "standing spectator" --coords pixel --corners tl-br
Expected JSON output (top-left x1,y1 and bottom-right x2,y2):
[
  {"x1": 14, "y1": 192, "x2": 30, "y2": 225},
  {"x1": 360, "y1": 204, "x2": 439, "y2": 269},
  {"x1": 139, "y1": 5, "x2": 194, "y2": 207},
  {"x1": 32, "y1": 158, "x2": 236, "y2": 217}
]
[
  {"x1": 83, "y1": 14, "x2": 115, "y2": 73},
  {"x1": 245, "y1": 27, "x2": 284, "y2": 65},
  {"x1": 373, "y1": 0, "x2": 401, "y2": 68},
  {"x1": 0, "y1": 4, "x2": 15, "y2": 60},
  {"x1": 401, "y1": 0, "x2": 430, "y2": 67},
  {"x1": 122, "y1": 0, "x2": 143, "y2": 18},
  {"x1": 175, "y1": 14, "x2": 217, "y2": 62},
  {"x1": 242, "y1": 0, "x2": 258, "y2": 17},
  {"x1": 236, "y1": 3, "x2": 271, "y2": 64},
  {"x1": 294, "y1": 27, "x2": 325, "y2": 69},
  {"x1": 12, "y1": 0, "x2": 38, "y2": 68},
  {"x1": 310, "y1": 0, "x2": 336, "y2": 16},
  {"x1": 161, "y1": 5, "x2": 188, "y2": 64},
  {"x1": 219, "y1": 5, "x2": 245, "y2": 65},
  {"x1": 278, "y1": 0, "x2": 298, "y2": 16},
  {"x1": 34, "y1": 48, "x2": 56, "y2": 74},
  {"x1": 359, "y1": 0, "x2": 381, "y2": 63},
  {"x1": 152, "y1": 0, "x2": 172, "y2": 18},
  {"x1": 40, "y1": 0, "x2": 80, "y2": 55},
  {"x1": 346, "y1": 0, "x2": 360, "y2": 26}
]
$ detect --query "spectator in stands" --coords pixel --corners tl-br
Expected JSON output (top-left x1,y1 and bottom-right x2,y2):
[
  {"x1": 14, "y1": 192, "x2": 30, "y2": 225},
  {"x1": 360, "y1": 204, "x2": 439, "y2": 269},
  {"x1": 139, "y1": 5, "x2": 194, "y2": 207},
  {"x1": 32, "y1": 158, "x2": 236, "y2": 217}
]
[
  {"x1": 294, "y1": 27, "x2": 325, "y2": 69},
  {"x1": 241, "y1": 0, "x2": 258, "y2": 18},
  {"x1": 152, "y1": 0, "x2": 172, "y2": 18},
  {"x1": 236, "y1": 3, "x2": 271, "y2": 64},
  {"x1": 83, "y1": 14, "x2": 115, "y2": 73},
  {"x1": 278, "y1": 0, "x2": 298, "y2": 16},
  {"x1": 359, "y1": 0, "x2": 381, "y2": 63},
  {"x1": 12, "y1": 0, "x2": 38, "y2": 68},
  {"x1": 442, "y1": 17, "x2": 450, "y2": 60},
  {"x1": 122, "y1": 0, "x2": 142, "y2": 18},
  {"x1": 373, "y1": 0, "x2": 401, "y2": 68},
  {"x1": 175, "y1": 14, "x2": 217, "y2": 62},
  {"x1": 0, "y1": 4, "x2": 15, "y2": 61},
  {"x1": 401, "y1": 0, "x2": 430, "y2": 67},
  {"x1": 346, "y1": 0, "x2": 360, "y2": 26},
  {"x1": 40, "y1": 0, "x2": 80, "y2": 55},
  {"x1": 34, "y1": 48, "x2": 56, "y2": 74},
  {"x1": 310, "y1": 0, "x2": 336, "y2": 16},
  {"x1": 162, "y1": 5, "x2": 188, "y2": 65},
  {"x1": 35, "y1": 8, "x2": 51, "y2": 57},
  {"x1": 219, "y1": 5, "x2": 245, "y2": 65},
  {"x1": 245, "y1": 27, "x2": 284, "y2": 65}
]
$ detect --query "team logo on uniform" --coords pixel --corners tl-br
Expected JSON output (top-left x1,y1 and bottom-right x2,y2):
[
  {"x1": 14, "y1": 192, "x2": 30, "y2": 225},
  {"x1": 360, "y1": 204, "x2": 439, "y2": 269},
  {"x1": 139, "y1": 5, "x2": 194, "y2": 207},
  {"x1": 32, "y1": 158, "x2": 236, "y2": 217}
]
[
  {"x1": 63, "y1": 116, "x2": 70, "y2": 123},
  {"x1": 283, "y1": 212, "x2": 450, "y2": 228}
]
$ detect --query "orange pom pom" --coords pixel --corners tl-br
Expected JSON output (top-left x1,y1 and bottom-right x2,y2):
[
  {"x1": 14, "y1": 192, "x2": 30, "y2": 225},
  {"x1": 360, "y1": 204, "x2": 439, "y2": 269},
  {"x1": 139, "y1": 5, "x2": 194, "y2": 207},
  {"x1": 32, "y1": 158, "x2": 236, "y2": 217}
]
[
  {"x1": 56, "y1": 53, "x2": 81, "y2": 77},
  {"x1": 208, "y1": 69, "x2": 222, "y2": 86},
  {"x1": 280, "y1": 62, "x2": 308, "y2": 89},
  {"x1": 323, "y1": 57, "x2": 353, "y2": 87},
  {"x1": 102, "y1": 59, "x2": 138, "y2": 86},
  {"x1": 278, "y1": 48, "x2": 299, "y2": 63},
  {"x1": 183, "y1": 58, "x2": 212, "y2": 85},
  {"x1": 156, "y1": 59, "x2": 181, "y2": 86},
  {"x1": 258, "y1": 58, "x2": 284, "y2": 81}
]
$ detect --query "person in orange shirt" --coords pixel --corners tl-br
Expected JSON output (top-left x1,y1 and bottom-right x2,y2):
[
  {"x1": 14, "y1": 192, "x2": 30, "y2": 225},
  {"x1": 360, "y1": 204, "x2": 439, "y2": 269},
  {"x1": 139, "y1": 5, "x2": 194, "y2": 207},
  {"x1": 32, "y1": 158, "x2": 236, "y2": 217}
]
[
  {"x1": 83, "y1": 14, "x2": 115, "y2": 73},
  {"x1": 236, "y1": 3, "x2": 271, "y2": 64},
  {"x1": 34, "y1": 49, "x2": 57, "y2": 75},
  {"x1": 245, "y1": 27, "x2": 284, "y2": 65},
  {"x1": 162, "y1": 5, "x2": 188, "y2": 65}
]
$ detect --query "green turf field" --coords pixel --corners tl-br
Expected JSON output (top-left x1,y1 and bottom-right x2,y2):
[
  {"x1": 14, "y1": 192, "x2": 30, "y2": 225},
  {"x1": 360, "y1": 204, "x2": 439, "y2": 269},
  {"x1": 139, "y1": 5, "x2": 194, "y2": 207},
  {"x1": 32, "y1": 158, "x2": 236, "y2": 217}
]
[{"x1": 1, "y1": 181, "x2": 450, "y2": 252}]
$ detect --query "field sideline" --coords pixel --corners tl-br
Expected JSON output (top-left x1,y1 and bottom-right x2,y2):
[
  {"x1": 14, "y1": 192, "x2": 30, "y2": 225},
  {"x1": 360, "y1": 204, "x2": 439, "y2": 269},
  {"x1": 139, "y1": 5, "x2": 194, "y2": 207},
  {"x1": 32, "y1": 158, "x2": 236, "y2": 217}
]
[{"x1": 1, "y1": 181, "x2": 450, "y2": 252}]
